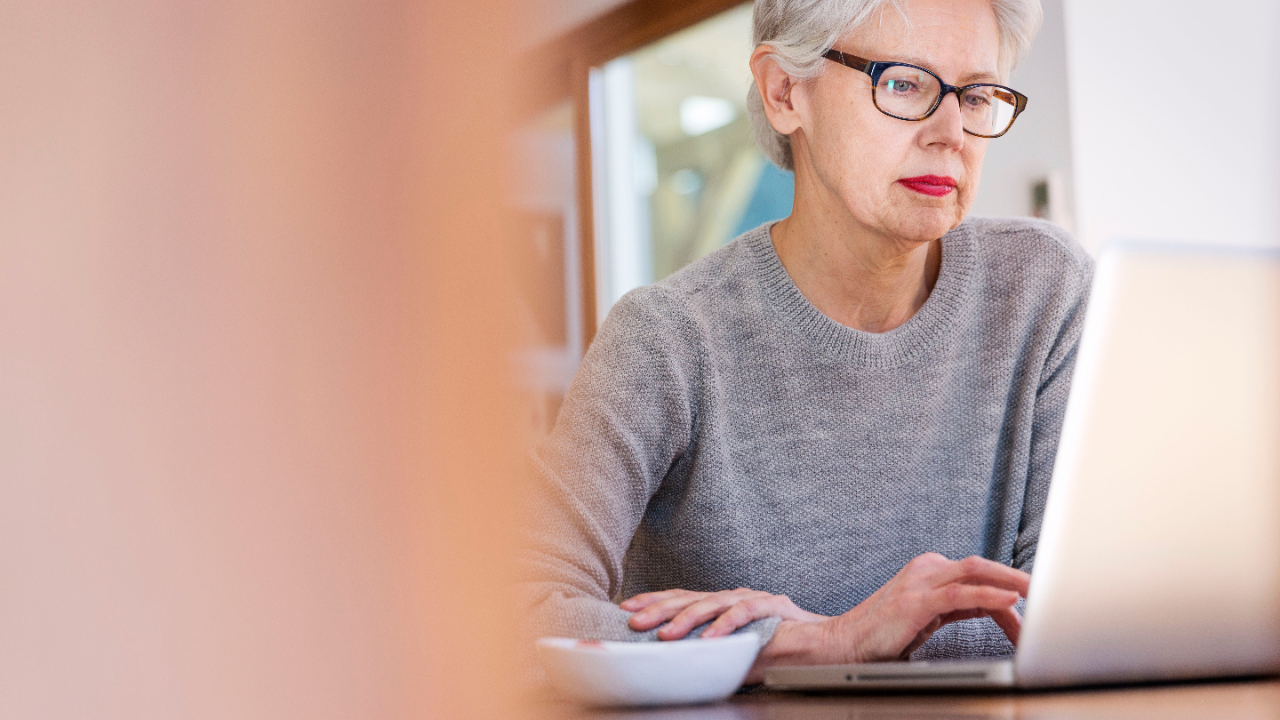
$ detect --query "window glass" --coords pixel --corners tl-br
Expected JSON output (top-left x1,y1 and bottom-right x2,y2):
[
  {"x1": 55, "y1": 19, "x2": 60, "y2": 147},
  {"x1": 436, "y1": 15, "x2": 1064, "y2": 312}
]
[{"x1": 592, "y1": 3, "x2": 794, "y2": 320}]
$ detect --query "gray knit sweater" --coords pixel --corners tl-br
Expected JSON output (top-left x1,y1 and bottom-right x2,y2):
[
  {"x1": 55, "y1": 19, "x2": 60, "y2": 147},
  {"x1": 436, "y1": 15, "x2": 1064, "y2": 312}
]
[{"x1": 520, "y1": 217, "x2": 1092, "y2": 660}]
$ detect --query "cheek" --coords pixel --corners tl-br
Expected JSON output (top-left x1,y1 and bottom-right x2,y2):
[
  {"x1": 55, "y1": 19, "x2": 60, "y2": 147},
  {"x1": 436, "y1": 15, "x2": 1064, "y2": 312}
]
[
  {"x1": 957, "y1": 143, "x2": 988, "y2": 212},
  {"x1": 810, "y1": 114, "x2": 912, "y2": 210},
  {"x1": 809, "y1": 99, "x2": 870, "y2": 172},
  {"x1": 965, "y1": 140, "x2": 988, "y2": 182},
  {"x1": 805, "y1": 78, "x2": 893, "y2": 177}
]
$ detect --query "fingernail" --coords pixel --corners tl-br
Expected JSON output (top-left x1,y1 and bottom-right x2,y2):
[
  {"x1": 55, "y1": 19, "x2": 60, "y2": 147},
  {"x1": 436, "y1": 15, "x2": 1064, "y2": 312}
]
[{"x1": 701, "y1": 629, "x2": 718, "y2": 638}]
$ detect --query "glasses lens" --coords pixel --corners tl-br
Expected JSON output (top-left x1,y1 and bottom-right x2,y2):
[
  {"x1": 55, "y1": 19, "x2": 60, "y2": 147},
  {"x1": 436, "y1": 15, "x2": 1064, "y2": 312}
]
[
  {"x1": 874, "y1": 65, "x2": 940, "y2": 119},
  {"x1": 960, "y1": 85, "x2": 1019, "y2": 136}
]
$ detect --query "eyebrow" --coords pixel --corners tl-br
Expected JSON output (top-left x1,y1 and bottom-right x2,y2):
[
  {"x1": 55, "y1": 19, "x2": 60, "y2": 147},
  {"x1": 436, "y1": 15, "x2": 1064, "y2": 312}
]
[{"x1": 890, "y1": 55, "x2": 999, "y2": 84}]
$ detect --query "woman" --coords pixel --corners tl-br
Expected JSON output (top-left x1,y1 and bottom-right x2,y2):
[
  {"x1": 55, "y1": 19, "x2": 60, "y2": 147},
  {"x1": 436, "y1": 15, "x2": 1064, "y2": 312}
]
[{"x1": 520, "y1": 0, "x2": 1090, "y2": 684}]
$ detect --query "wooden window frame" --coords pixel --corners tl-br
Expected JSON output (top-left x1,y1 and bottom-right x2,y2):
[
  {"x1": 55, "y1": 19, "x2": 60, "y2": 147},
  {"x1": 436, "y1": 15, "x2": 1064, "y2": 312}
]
[{"x1": 520, "y1": 0, "x2": 749, "y2": 351}]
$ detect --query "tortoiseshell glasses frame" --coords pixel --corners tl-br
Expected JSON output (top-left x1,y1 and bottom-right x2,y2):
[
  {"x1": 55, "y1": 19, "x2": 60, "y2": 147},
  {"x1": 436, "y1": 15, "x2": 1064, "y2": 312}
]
[{"x1": 822, "y1": 48, "x2": 1029, "y2": 138}]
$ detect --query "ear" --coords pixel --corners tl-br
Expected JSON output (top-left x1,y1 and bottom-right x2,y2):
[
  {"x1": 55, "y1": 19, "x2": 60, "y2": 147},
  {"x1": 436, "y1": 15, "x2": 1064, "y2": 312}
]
[{"x1": 750, "y1": 45, "x2": 803, "y2": 136}]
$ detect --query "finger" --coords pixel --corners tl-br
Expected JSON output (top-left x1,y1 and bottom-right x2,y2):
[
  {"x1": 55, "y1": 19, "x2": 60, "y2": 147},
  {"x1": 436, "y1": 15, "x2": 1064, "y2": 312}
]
[
  {"x1": 930, "y1": 556, "x2": 1031, "y2": 596},
  {"x1": 704, "y1": 595, "x2": 827, "y2": 637},
  {"x1": 620, "y1": 588, "x2": 695, "y2": 612},
  {"x1": 937, "y1": 607, "x2": 988, "y2": 624},
  {"x1": 924, "y1": 584, "x2": 1019, "y2": 618},
  {"x1": 936, "y1": 605, "x2": 1021, "y2": 645},
  {"x1": 990, "y1": 606, "x2": 1022, "y2": 646},
  {"x1": 631, "y1": 590, "x2": 754, "y2": 632},
  {"x1": 701, "y1": 595, "x2": 791, "y2": 638},
  {"x1": 658, "y1": 592, "x2": 764, "y2": 640},
  {"x1": 899, "y1": 617, "x2": 944, "y2": 659},
  {"x1": 628, "y1": 592, "x2": 710, "y2": 630}
]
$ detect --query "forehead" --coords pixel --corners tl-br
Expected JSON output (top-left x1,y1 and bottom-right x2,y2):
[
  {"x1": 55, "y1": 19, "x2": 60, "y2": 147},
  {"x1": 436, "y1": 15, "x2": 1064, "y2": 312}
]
[{"x1": 845, "y1": 0, "x2": 1001, "y2": 82}]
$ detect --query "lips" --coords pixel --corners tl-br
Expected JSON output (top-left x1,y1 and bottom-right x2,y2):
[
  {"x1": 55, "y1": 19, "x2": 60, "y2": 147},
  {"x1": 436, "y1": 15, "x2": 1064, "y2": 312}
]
[{"x1": 898, "y1": 175, "x2": 958, "y2": 197}]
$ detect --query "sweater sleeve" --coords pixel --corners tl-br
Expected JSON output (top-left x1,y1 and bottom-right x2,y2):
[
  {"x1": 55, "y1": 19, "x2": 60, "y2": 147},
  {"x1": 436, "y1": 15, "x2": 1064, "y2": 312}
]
[
  {"x1": 1011, "y1": 255, "x2": 1093, "y2": 574},
  {"x1": 516, "y1": 287, "x2": 780, "y2": 648},
  {"x1": 912, "y1": 248, "x2": 1094, "y2": 660}
]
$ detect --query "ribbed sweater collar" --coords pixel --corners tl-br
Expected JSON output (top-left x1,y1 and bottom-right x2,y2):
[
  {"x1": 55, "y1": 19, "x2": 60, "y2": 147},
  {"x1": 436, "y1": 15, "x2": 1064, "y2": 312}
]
[{"x1": 748, "y1": 220, "x2": 978, "y2": 368}]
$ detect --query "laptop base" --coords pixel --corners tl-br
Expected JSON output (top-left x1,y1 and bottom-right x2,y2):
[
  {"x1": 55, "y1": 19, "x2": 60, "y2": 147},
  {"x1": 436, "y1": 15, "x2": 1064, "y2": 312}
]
[{"x1": 764, "y1": 659, "x2": 1016, "y2": 691}]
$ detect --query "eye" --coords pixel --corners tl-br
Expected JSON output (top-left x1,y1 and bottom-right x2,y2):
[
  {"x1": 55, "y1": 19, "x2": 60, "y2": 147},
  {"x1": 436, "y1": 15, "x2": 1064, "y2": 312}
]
[
  {"x1": 883, "y1": 79, "x2": 919, "y2": 95},
  {"x1": 962, "y1": 90, "x2": 993, "y2": 109}
]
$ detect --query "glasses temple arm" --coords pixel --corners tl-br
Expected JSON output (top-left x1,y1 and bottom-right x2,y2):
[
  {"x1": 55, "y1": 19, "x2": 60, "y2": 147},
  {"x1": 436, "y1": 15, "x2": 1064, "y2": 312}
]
[{"x1": 821, "y1": 49, "x2": 870, "y2": 73}]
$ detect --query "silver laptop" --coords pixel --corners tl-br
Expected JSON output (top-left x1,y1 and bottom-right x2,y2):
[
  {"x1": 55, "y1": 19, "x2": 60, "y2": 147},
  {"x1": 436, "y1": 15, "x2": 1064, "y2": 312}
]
[{"x1": 765, "y1": 242, "x2": 1280, "y2": 690}]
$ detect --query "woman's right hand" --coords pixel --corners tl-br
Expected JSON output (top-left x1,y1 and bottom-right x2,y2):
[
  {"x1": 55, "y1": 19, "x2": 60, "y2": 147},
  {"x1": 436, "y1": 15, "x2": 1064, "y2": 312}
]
[
  {"x1": 622, "y1": 587, "x2": 827, "y2": 640},
  {"x1": 748, "y1": 553, "x2": 1029, "y2": 682}
]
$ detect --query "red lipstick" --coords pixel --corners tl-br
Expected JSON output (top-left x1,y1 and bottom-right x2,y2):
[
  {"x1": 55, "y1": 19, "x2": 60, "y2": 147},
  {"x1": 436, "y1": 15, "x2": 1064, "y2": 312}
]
[{"x1": 898, "y1": 175, "x2": 958, "y2": 197}]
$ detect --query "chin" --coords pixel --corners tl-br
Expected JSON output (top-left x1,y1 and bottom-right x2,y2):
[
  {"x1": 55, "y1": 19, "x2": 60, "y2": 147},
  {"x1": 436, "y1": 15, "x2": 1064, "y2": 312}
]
[{"x1": 890, "y1": 208, "x2": 962, "y2": 245}]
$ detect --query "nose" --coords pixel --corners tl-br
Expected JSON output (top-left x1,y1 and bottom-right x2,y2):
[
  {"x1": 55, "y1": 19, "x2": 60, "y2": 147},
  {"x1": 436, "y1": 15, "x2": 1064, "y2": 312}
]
[{"x1": 920, "y1": 91, "x2": 966, "y2": 150}]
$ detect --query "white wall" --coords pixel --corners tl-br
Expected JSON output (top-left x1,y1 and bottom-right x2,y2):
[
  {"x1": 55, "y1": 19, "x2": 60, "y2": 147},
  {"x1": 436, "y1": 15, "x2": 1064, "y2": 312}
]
[
  {"x1": 1063, "y1": 0, "x2": 1280, "y2": 253},
  {"x1": 970, "y1": 0, "x2": 1076, "y2": 231}
]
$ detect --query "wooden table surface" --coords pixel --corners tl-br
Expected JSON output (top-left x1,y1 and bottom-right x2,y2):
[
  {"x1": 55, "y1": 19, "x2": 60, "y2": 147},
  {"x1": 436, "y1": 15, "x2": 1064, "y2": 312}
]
[{"x1": 534, "y1": 678, "x2": 1280, "y2": 719}]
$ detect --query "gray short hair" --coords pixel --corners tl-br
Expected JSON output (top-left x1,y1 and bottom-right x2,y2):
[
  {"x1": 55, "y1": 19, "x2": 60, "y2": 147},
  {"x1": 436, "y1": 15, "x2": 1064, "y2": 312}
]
[{"x1": 748, "y1": 0, "x2": 1044, "y2": 171}]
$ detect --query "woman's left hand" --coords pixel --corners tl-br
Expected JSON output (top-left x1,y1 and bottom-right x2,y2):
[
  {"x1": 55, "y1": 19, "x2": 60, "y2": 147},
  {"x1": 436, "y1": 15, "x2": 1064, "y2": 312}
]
[{"x1": 622, "y1": 587, "x2": 828, "y2": 640}]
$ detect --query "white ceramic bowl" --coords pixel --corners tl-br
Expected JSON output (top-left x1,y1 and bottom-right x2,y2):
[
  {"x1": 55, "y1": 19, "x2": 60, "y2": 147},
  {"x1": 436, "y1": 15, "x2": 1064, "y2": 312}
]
[{"x1": 536, "y1": 633, "x2": 761, "y2": 707}]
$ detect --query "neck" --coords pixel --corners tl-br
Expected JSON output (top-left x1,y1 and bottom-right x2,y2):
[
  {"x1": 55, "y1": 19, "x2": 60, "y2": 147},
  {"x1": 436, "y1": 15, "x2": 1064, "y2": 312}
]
[{"x1": 770, "y1": 172, "x2": 942, "y2": 335}]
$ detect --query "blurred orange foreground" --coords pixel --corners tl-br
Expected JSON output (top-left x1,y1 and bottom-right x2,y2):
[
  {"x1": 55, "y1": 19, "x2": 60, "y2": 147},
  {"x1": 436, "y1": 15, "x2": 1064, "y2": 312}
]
[{"x1": 0, "y1": 1, "x2": 521, "y2": 717}]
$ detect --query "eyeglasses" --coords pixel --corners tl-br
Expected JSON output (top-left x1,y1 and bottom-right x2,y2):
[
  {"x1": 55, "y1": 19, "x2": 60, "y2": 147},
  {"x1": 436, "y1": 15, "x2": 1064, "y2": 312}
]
[{"x1": 821, "y1": 49, "x2": 1028, "y2": 138}]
